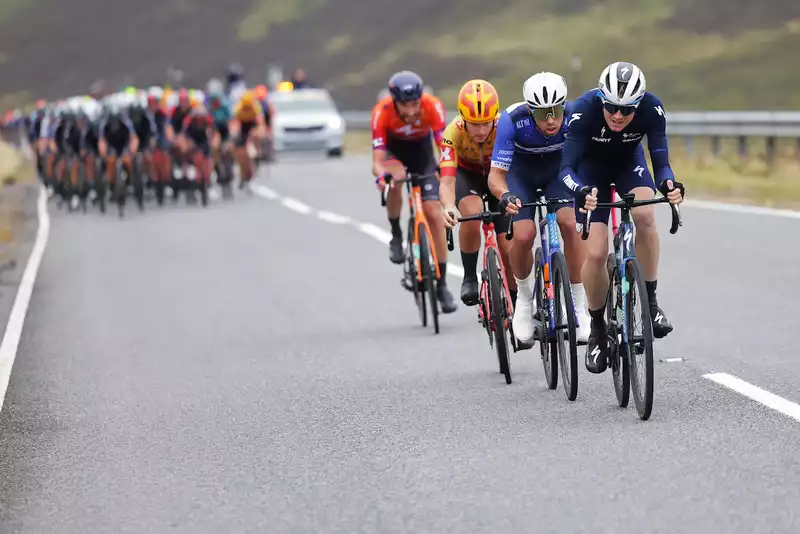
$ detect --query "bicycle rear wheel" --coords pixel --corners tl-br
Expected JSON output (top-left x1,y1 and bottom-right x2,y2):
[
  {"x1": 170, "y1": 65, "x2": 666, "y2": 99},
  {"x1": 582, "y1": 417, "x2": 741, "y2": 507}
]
[
  {"x1": 606, "y1": 253, "x2": 629, "y2": 408},
  {"x1": 534, "y1": 247, "x2": 557, "y2": 390},
  {"x1": 405, "y1": 218, "x2": 426, "y2": 326},
  {"x1": 625, "y1": 258, "x2": 654, "y2": 420},
  {"x1": 419, "y1": 228, "x2": 439, "y2": 334},
  {"x1": 551, "y1": 251, "x2": 578, "y2": 401},
  {"x1": 487, "y1": 247, "x2": 511, "y2": 384}
]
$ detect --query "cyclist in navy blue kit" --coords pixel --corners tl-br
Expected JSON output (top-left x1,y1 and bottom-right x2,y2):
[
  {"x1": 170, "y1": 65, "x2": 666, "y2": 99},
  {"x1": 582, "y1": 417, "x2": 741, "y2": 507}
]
[
  {"x1": 489, "y1": 72, "x2": 590, "y2": 345},
  {"x1": 560, "y1": 61, "x2": 685, "y2": 375}
]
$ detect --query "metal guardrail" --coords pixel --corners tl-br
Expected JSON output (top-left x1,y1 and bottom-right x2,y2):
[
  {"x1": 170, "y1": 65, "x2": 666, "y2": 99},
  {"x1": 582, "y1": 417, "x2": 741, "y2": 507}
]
[{"x1": 341, "y1": 111, "x2": 800, "y2": 137}]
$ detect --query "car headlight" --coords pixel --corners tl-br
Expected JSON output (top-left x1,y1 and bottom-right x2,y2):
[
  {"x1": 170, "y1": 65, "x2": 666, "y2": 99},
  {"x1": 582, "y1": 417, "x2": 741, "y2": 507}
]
[{"x1": 328, "y1": 115, "x2": 343, "y2": 130}]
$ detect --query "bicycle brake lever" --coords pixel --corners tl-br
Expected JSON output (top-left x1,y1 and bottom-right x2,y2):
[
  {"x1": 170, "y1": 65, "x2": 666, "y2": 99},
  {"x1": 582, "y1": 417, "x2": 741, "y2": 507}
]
[
  {"x1": 505, "y1": 215, "x2": 514, "y2": 241},
  {"x1": 669, "y1": 203, "x2": 682, "y2": 234},
  {"x1": 581, "y1": 209, "x2": 591, "y2": 241},
  {"x1": 446, "y1": 227, "x2": 454, "y2": 251}
]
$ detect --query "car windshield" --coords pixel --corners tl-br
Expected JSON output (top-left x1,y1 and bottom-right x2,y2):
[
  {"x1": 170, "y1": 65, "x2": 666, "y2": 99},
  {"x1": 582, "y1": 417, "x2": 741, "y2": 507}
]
[{"x1": 270, "y1": 98, "x2": 335, "y2": 113}]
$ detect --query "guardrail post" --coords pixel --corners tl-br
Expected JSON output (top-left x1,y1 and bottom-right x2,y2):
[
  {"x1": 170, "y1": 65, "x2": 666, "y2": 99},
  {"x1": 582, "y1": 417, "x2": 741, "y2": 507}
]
[
  {"x1": 683, "y1": 136, "x2": 694, "y2": 159},
  {"x1": 738, "y1": 136, "x2": 748, "y2": 162},
  {"x1": 765, "y1": 136, "x2": 776, "y2": 171},
  {"x1": 710, "y1": 136, "x2": 720, "y2": 159}
]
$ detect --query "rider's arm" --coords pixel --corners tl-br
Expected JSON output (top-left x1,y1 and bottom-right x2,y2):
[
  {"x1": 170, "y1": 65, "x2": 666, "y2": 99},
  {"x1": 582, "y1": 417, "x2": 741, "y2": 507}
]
[
  {"x1": 97, "y1": 120, "x2": 108, "y2": 157},
  {"x1": 370, "y1": 104, "x2": 390, "y2": 178},
  {"x1": 558, "y1": 106, "x2": 591, "y2": 196},
  {"x1": 644, "y1": 95, "x2": 675, "y2": 187},
  {"x1": 125, "y1": 118, "x2": 139, "y2": 153},
  {"x1": 438, "y1": 128, "x2": 459, "y2": 208},
  {"x1": 429, "y1": 96, "x2": 447, "y2": 164},
  {"x1": 487, "y1": 110, "x2": 515, "y2": 200}
]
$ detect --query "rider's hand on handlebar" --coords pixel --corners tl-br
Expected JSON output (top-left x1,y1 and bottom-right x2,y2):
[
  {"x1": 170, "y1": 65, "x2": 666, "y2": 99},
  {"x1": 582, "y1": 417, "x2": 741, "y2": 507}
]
[
  {"x1": 441, "y1": 204, "x2": 460, "y2": 228},
  {"x1": 577, "y1": 186, "x2": 598, "y2": 214},
  {"x1": 376, "y1": 172, "x2": 390, "y2": 192},
  {"x1": 659, "y1": 179, "x2": 685, "y2": 205},
  {"x1": 500, "y1": 191, "x2": 521, "y2": 215}
]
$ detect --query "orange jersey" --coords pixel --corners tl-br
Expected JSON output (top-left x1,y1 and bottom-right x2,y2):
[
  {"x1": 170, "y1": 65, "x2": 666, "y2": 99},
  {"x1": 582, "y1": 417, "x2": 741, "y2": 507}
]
[
  {"x1": 371, "y1": 94, "x2": 447, "y2": 150},
  {"x1": 439, "y1": 116, "x2": 498, "y2": 177}
]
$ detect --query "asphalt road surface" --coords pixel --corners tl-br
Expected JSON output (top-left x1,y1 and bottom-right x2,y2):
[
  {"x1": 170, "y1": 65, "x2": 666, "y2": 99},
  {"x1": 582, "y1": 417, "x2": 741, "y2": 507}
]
[{"x1": 1, "y1": 155, "x2": 799, "y2": 533}]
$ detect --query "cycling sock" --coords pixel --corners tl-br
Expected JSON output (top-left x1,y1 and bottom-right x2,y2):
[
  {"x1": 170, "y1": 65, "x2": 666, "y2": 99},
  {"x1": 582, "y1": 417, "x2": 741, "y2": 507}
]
[
  {"x1": 570, "y1": 283, "x2": 586, "y2": 310},
  {"x1": 515, "y1": 271, "x2": 534, "y2": 302},
  {"x1": 438, "y1": 262, "x2": 447, "y2": 282},
  {"x1": 461, "y1": 251, "x2": 479, "y2": 280},
  {"x1": 389, "y1": 217, "x2": 402, "y2": 238},
  {"x1": 645, "y1": 280, "x2": 658, "y2": 309}
]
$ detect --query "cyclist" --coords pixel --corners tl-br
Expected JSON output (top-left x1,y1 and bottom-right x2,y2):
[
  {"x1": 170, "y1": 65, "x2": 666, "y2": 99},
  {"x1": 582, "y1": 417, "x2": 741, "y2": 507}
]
[
  {"x1": 371, "y1": 70, "x2": 456, "y2": 313},
  {"x1": 129, "y1": 100, "x2": 158, "y2": 182},
  {"x1": 560, "y1": 61, "x2": 685, "y2": 374},
  {"x1": 231, "y1": 90, "x2": 265, "y2": 187},
  {"x1": 488, "y1": 72, "x2": 591, "y2": 344},
  {"x1": 146, "y1": 87, "x2": 171, "y2": 185},
  {"x1": 179, "y1": 104, "x2": 216, "y2": 187},
  {"x1": 439, "y1": 80, "x2": 513, "y2": 307},
  {"x1": 98, "y1": 104, "x2": 138, "y2": 193},
  {"x1": 226, "y1": 63, "x2": 248, "y2": 104},
  {"x1": 206, "y1": 88, "x2": 234, "y2": 172},
  {"x1": 254, "y1": 84, "x2": 274, "y2": 161}
]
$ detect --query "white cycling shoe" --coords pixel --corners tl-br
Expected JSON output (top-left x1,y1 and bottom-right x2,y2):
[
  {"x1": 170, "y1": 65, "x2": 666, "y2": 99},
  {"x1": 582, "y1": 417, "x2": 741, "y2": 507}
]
[{"x1": 513, "y1": 297, "x2": 536, "y2": 344}]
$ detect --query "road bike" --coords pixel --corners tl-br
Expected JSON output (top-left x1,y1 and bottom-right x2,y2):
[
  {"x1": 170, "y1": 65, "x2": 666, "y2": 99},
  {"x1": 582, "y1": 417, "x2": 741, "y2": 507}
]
[
  {"x1": 446, "y1": 201, "x2": 516, "y2": 383},
  {"x1": 581, "y1": 188, "x2": 682, "y2": 420},
  {"x1": 380, "y1": 171, "x2": 442, "y2": 334},
  {"x1": 525, "y1": 191, "x2": 582, "y2": 401}
]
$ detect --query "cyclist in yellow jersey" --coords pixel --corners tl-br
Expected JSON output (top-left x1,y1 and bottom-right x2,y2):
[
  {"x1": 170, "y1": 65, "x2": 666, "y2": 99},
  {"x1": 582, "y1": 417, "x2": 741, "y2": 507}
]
[
  {"x1": 230, "y1": 90, "x2": 266, "y2": 187},
  {"x1": 440, "y1": 80, "x2": 515, "y2": 306}
]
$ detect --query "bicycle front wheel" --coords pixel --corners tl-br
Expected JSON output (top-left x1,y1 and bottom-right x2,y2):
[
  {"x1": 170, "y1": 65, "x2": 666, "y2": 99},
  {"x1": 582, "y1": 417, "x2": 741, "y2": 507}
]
[
  {"x1": 419, "y1": 227, "x2": 439, "y2": 334},
  {"x1": 551, "y1": 251, "x2": 578, "y2": 401},
  {"x1": 606, "y1": 253, "x2": 629, "y2": 408},
  {"x1": 534, "y1": 247, "x2": 557, "y2": 390},
  {"x1": 487, "y1": 247, "x2": 511, "y2": 384},
  {"x1": 625, "y1": 258, "x2": 654, "y2": 420}
]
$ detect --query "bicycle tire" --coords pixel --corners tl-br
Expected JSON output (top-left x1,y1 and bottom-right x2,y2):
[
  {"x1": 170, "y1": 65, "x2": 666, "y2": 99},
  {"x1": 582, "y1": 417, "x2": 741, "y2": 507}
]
[
  {"x1": 487, "y1": 247, "x2": 511, "y2": 384},
  {"x1": 200, "y1": 174, "x2": 209, "y2": 207},
  {"x1": 534, "y1": 247, "x2": 557, "y2": 390},
  {"x1": 606, "y1": 253, "x2": 630, "y2": 408},
  {"x1": 551, "y1": 251, "x2": 578, "y2": 401},
  {"x1": 79, "y1": 162, "x2": 88, "y2": 213},
  {"x1": 115, "y1": 160, "x2": 126, "y2": 218},
  {"x1": 405, "y1": 218, "x2": 425, "y2": 326},
  {"x1": 625, "y1": 258, "x2": 654, "y2": 420},
  {"x1": 419, "y1": 227, "x2": 439, "y2": 334},
  {"x1": 95, "y1": 160, "x2": 106, "y2": 215},
  {"x1": 133, "y1": 158, "x2": 145, "y2": 212}
]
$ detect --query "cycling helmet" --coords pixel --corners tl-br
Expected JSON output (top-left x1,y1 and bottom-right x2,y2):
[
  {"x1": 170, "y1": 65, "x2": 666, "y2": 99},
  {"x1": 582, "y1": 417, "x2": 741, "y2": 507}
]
[
  {"x1": 457, "y1": 79, "x2": 500, "y2": 124},
  {"x1": 206, "y1": 78, "x2": 224, "y2": 96},
  {"x1": 240, "y1": 90, "x2": 256, "y2": 106},
  {"x1": 227, "y1": 62, "x2": 244, "y2": 84},
  {"x1": 254, "y1": 84, "x2": 268, "y2": 101},
  {"x1": 597, "y1": 61, "x2": 646, "y2": 107},
  {"x1": 523, "y1": 72, "x2": 568, "y2": 109},
  {"x1": 388, "y1": 71, "x2": 424, "y2": 102},
  {"x1": 148, "y1": 86, "x2": 164, "y2": 101}
]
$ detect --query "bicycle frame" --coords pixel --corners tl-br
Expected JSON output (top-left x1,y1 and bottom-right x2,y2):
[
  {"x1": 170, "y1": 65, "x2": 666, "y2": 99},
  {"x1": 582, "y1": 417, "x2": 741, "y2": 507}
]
[
  {"x1": 535, "y1": 193, "x2": 570, "y2": 335},
  {"x1": 405, "y1": 179, "x2": 441, "y2": 282},
  {"x1": 478, "y1": 215, "x2": 513, "y2": 325},
  {"x1": 612, "y1": 202, "x2": 637, "y2": 343}
]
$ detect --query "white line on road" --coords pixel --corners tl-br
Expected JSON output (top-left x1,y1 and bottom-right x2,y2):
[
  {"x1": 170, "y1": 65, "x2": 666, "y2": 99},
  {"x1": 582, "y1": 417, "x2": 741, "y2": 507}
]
[
  {"x1": 281, "y1": 197, "x2": 313, "y2": 214},
  {"x1": 251, "y1": 185, "x2": 280, "y2": 200},
  {"x1": 317, "y1": 211, "x2": 352, "y2": 224},
  {"x1": 358, "y1": 223, "x2": 392, "y2": 244},
  {"x1": 685, "y1": 199, "x2": 800, "y2": 220},
  {"x1": 0, "y1": 187, "x2": 50, "y2": 412},
  {"x1": 703, "y1": 373, "x2": 800, "y2": 424}
]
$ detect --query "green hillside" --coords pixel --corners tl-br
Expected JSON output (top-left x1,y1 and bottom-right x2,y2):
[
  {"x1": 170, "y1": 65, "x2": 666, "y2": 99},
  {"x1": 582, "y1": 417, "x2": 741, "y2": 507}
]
[{"x1": 0, "y1": 0, "x2": 798, "y2": 110}]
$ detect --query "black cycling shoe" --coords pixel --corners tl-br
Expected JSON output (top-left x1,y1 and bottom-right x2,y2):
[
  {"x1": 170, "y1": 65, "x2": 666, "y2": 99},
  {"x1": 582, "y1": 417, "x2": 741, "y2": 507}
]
[
  {"x1": 389, "y1": 236, "x2": 404, "y2": 264},
  {"x1": 437, "y1": 284, "x2": 458, "y2": 314},
  {"x1": 651, "y1": 306, "x2": 674, "y2": 339},
  {"x1": 585, "y1": 321, "x2": 608, "y2": 374},
  {"x1": 460, "y1": 277, "x2": 479, "y2": 306}
]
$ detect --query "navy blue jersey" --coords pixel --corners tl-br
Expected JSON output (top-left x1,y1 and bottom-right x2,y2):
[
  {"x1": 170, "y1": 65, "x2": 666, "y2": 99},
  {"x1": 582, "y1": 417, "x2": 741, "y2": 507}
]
[
  {"x1": 559, "y1": 89, "x2": 674, "y2": 193},
  {"x1": 491, "y1": 101, "x2": 574, "y2": 172}
]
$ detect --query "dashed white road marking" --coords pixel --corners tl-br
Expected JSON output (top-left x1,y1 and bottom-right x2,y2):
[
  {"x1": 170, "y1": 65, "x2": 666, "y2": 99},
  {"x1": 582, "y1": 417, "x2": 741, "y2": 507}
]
[
  {"x1": 704, "y1": 373, "x2": 800, "y2": 424},
  {"x1": 251, "y1": 184, "x2": 280, "y2": 199},
  {"x1": 281, "y1": 197, "x2": 312, "y2": 214},
  {"x1": 0, "y1": 187, "x2": 50, "y2": 412},
  {"x1": 317, "y1": 211, "x2": 352, "y2": 224}
]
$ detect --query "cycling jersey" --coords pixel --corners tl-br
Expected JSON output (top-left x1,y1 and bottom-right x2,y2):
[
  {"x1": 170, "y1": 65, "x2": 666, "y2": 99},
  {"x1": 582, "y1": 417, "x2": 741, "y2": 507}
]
[
  {"x1": 439, "y1": 116, "x2": 497, "y2": 178},
  {"x1": 130, "y1": 110, "x2": 158, "y2": 149},
  {"x1": 558, "y1": 89, "x2": 673, "y2": 224},
  {"x1": 181, "y1": 113, "x2": 213, "y2": 152},
  {"x1": 370, "y1": 94, "x2": 446, "y2": 150},
  {"x1": 98, "y1": 115, "x2": 134, "y2": 154},
  {"x1": 207, "y1": 97, "x2": 233, "y2": 126},
  {"x1": 233, "y1": 100, "x2": 262, "y2": 124},
  {"x1": 489, "y1": 101, "x2": 575, "y2": 219},
  {"x1": 170, "y1": 105, "x2": 192, "y2": 133}
]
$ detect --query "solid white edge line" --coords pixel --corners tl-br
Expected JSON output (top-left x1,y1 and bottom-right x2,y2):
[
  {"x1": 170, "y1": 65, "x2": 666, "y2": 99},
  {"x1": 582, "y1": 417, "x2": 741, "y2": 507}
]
[
  {"x1": 281, "y1": 197, "x2": 312, "y2": 214},
  {"x1": 684, "y1": 199, "x2": 800, "y2": 219},
  {"x1": 0, "y1": 187, "x2": 50, "y2": 412},
  {"x1": 703, "y1": 372, "x2": 800, "y2": 423}
]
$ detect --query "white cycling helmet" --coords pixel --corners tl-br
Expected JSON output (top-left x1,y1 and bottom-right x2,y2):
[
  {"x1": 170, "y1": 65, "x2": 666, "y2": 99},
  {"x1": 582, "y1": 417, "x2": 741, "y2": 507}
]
[
  {"x1": 523, "y1": 72, "x2": 568, "y2": 108},
  {"x1": 598, "y1": 61, "x2": 646, "y2": 106},
  {"x1": 148, "y1": 86, "x2": 164, "y2": 101}
]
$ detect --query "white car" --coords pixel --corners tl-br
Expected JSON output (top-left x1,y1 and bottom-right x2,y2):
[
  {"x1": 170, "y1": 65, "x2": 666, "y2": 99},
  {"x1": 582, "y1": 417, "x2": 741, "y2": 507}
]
[{"x1": 269, "y1": 89, "x2": 345, "y2": 157}]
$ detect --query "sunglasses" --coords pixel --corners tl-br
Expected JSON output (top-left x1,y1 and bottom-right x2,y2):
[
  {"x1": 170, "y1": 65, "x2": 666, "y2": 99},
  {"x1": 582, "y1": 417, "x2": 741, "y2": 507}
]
[
  {"x1": 602, "y1": 101, "x2": 638, "y2": 116},
  {"x1": 530, "y1": 105, "x2": 565, "y2": 122}
]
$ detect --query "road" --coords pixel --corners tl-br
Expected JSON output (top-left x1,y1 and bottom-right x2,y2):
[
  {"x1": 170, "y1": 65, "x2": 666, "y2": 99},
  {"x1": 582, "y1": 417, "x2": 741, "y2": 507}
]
[{"x1": 0, "y1": 155, "x2": 799, "y2": 533}]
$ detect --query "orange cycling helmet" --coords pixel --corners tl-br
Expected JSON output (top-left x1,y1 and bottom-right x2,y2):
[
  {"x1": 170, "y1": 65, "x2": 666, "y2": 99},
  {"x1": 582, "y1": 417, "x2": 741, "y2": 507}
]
[
  {"x1": 457, "y1": 79, "x2": 500, "y2": 124},
  {"x1": 254, "y1": 84, "x2": 268, "y2": 100}
]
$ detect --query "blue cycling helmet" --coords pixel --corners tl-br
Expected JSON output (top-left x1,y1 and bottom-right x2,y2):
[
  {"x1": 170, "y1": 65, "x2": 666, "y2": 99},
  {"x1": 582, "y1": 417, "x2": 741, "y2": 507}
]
[{"x1": 388, "y1": 71, "x2": 424, "y2": 102}]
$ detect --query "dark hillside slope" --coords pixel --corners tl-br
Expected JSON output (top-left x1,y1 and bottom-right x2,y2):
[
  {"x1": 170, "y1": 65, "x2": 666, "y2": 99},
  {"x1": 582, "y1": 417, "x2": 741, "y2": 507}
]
[{"x1": 1, "y1": 0, "x2": 799, "y2": 109}]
